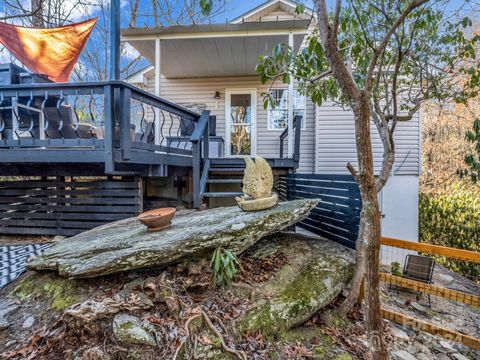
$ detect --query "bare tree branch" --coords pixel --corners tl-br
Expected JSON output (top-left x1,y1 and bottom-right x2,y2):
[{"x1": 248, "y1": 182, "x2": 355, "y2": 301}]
[{"x1": 365, "y1": 0, "x2": 428, "y2": 90}]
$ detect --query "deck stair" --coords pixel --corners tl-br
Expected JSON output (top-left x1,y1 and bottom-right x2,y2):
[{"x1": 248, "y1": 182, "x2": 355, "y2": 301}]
[{"x1": 200, "y1": 161, "x2": 245, "y2": 200}]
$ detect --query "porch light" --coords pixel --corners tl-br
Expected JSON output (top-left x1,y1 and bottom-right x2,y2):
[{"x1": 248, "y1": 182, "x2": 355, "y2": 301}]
[{"x1": 213, "y1": 91, "x2": 221, "y2": 99}]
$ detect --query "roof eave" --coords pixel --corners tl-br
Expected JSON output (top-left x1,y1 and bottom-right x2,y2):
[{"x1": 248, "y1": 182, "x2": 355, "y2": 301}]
[{"x1": 122, "y1": 19, "x2": 311, "y2": 39}]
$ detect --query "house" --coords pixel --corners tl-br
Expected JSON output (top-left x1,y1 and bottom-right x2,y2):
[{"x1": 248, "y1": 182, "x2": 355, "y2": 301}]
[
  {"x1": 123, "y1": 0, "x2": 421, "y2": 248},
  {"x1": 0, "y1": 0, "x2": 420, "y2": 252}
]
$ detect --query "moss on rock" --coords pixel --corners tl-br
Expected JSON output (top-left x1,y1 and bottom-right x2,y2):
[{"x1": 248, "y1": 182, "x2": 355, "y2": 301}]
[
  {"x1": 28, "y1": 199, "x2": 318, "y2": 278},
  {"x1": 236, "y1": 233, "x2": 354, "y2": 337},
  {"x1": 11, "y1": 272, "x2": 88, "y2": 310}
]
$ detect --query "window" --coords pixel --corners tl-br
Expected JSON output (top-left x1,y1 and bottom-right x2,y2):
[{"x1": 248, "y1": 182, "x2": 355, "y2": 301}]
[{"x1": 267, "y1": 89, "x2": 306, "y2": 130}]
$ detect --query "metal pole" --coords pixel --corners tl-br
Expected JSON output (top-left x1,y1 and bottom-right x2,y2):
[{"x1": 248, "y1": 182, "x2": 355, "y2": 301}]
[
  {"x1": 154, "y1": 37, "x2": 161, "y2": 145},
  {"x1": 287, "y1": 31, "x2": 294, "y2": 158},
  {"x1": 109, "y1": 0, "x2": 120, "y2": 81}
]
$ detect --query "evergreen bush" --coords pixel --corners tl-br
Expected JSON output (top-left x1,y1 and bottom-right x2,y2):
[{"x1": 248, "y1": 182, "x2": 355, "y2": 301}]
[{"x1": 419, "y1": 184, "x2": 480, "y2": 282}]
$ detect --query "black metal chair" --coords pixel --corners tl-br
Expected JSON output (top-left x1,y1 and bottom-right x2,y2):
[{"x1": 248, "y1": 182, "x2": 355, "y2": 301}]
[{"x1": 402, "y1": 254, "x2": 436, "y2": 307}]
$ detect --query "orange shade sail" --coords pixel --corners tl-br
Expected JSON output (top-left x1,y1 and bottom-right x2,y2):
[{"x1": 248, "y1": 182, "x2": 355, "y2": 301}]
[{"x1": 0, "y1": 18, "x2": 97, "y2": 83}]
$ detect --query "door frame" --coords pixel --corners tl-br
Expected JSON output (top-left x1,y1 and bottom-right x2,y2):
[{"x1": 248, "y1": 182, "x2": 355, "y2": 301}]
[{"x1": 224, "y1": 88, "x2": 257, "y2": 157}]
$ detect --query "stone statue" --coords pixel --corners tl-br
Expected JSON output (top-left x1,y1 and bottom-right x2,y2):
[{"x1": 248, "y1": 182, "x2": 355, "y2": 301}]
[{"x1": 236, "y1": 156, "x2": 279, "y2": 211}]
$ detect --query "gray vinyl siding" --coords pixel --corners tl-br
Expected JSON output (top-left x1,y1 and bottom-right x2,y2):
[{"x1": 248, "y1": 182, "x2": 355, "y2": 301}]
[
  {"x1": 147, "y1": 75, "x2": 315, "y2": 173},
  {"x1": 315, "y1": 102, "x2": 420, "y2": 175}
]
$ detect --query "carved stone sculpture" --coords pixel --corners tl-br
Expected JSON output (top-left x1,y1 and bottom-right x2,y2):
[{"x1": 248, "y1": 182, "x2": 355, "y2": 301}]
[{"x1": 236, "y1": 156, "x2": 279, "y2": 211}]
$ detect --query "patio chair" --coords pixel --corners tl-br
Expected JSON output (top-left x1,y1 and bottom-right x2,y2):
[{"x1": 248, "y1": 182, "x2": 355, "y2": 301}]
[{"x1": 402, "y1": 254, "x2": 436, "y2": 307}]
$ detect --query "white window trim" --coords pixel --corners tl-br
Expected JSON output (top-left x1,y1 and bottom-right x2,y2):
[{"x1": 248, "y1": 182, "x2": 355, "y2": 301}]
[
  {"x1": 267, "y1": 88, "x2": 307, "y2": 131},
  {"x1": 224, "y1": 88, "x2": 257, "y2": 157}
]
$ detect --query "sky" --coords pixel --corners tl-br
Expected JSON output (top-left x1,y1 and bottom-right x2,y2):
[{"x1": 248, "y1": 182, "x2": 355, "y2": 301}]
[
  {"x1": 215, "y1": 0, "x2": 315, "y2": 23},
  {"x1": 0, "y1": 0, "x2": 476, "y2": 77},
  {"x1": 216, "y1": 0, "x2": 469, "y2": 23}
]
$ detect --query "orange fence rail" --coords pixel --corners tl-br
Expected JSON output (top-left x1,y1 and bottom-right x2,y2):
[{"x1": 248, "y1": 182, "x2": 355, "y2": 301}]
[
  {"x1": 381, "y1": 308, "x2": 480, "y2": 350},
  {"x1": 380, "y1": 236, "x2": 480, "y2": 263},
  {"x1": 379, "y1": 273, "x2": 480, "y2": 307},
  {"x1": 374, "y1": 237, "x2": 480, "y2": 350}
]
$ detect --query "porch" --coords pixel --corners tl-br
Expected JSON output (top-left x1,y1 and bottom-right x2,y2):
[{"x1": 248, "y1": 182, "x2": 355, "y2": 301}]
[{"x1": 0, "y1": 79, "x2": 301, "y2": 211}]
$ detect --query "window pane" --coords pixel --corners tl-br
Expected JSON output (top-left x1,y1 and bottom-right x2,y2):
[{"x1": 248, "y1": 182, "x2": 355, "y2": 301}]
[
  {"x1": 268, "y1": 89, "x2": 287, "y2": 129},
  {"x1": 268, "y1": 89, "x2": 306, "y2": 129},
  {"x1": 230, "y1": 124, "x2": 251, "y2": 155},
  {"x1": 270, "y1": 110, "x2": 287, "y2": 129},
  {"x1": 293, "y1": 90, "x2": 305, "y2": 111},
  {"x1": 230, "y1": 94, "x2": 252, "y2": 124}
]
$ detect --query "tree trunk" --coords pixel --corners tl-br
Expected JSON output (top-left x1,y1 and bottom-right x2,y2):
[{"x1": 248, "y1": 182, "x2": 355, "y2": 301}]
[
  {"x1": 354, "y1": 92, "x2": 388, "y2": 359},
  {"x1": 31, "y1": 0, "x2": 44, "y2": 27},
  {"x1": 338, "y1": 223, "x2": 366, "y2": 314}
]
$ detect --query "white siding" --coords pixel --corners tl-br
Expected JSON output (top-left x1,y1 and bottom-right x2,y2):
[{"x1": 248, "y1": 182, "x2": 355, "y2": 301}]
[
  {"x1": 380, "y1": 175, "x2": 419, "y2": 264},
  {"x1": 233, "y1": 1, "x2": 310, "y2": 23},
  {"x1": 315, "y1": 102, "x2": 420, "y2": 175},
  {"x1": 147, "y1": 75, "x2": 315, "y2": 173},
  {"x1": 256, "y1": 9, "x2": 297, "y2": 22}
]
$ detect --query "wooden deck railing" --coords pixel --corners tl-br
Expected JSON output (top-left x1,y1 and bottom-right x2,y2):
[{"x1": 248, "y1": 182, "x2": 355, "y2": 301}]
[
  {"x1": 190, "y1": 110, "x2": 211, "y2": 208},
  {"x1": 279, "y1": 114, "x2": 302, "y2": 167},
  {"x1": 0, "y1": 81, "x2": 201, "y2": 174}
]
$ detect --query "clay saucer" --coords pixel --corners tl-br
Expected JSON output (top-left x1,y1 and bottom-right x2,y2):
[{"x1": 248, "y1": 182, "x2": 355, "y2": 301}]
[{"x1": 137, "y1": 207, "x2": 176, "y2": 232}]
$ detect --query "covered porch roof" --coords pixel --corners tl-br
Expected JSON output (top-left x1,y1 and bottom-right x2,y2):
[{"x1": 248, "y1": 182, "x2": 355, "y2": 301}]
[{"x1": 122, "y1": 20, "x2": 310, "y2": 78}]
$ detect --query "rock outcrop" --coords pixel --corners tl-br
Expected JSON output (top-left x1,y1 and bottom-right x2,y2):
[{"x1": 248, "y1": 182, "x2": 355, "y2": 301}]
[
  {"x1": 235, "y1": 232, "x2": 355, "y2": 335},
  {"x1": 28, "y1": 199, "x2": 318, "y2": 278}
]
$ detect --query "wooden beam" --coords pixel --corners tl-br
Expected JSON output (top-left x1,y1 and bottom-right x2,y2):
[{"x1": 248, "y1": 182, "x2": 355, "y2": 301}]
[
  {"x1": 381, "y1": 308, "x2": 480, "y2": 350},
  {"x1": 192, "y1": 141, "x2": 201, "y2": 208},
  {"x1": 120, "y1": 86, "x2": 132, "y2": 160},
  {"x1": 380, "y1": 272, "x2": 480, "y2": 307},
  {"x1": 104, "y1": 85, "x2": 115, "y2": 174},
  {"x1": 122, "y1": 28, "x2": 308, "y2": 42},
  {"x1": 381, "y1": 237, "x2": 480, "y2": 263},
  {"x1": 0, "y1": 149, "x2": 105, "y2": 163}
]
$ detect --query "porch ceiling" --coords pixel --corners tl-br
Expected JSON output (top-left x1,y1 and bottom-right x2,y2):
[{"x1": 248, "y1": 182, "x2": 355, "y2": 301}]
[{"x1": 123, "y1": 21, "x2": 309, "y2": 78}]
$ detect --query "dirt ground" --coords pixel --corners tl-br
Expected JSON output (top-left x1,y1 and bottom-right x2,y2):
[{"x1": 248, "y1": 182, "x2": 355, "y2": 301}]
[{"x1": 0, "y1": 235, "x2": 54, "y2": 246}]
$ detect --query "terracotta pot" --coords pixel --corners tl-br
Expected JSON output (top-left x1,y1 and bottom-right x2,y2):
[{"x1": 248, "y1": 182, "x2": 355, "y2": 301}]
[{"x1": 137, "y1": 207, "x2": 176, "y2": 232}]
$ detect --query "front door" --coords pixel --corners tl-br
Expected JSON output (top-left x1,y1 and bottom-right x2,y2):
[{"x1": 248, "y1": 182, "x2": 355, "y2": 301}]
[{"x1": 225, "y1": 89, "x2": 256, "y2": 157}]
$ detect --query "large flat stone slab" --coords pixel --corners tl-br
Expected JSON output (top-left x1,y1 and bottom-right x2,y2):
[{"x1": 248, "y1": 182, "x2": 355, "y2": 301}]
[{"x1": 27, "y1": 200, "x2": 318, "y2": 278}]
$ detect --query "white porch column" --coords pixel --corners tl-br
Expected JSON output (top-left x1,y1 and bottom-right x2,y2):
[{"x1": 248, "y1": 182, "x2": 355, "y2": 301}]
[
  {"x1": 287, "y1": 31, "x2": 294, "y2": 158},
  {"x1": 154, "y1": 36, "x2": 161, "y2": 145}
]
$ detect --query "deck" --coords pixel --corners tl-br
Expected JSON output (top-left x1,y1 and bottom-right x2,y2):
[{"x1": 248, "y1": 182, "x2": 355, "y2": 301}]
[{"x1": 0, "y1": 80, "x2": 301, "y2": 208}]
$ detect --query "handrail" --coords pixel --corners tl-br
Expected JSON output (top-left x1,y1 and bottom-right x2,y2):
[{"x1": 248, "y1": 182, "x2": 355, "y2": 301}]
[
  {"x1": 191, "y1": 110, "x2": 211, "y2": 208},
  {"x1": 279, "y1": 115, "x2": 300, "y2": 140},
  {"x1": 200, "y1": 158, "x2": 210, "y2": 196},
  {"x1": 0, "y1": 81, "x2": 200, "y2": 122},
  {"x1": 190, "y1": 110, "x2": 211, "y2": 142},
  {"x1": 279, "y1": 115, "x2": 302, "y2": 166},
  {"x1": 0, "y1": 81, "x2": 202, "y2": 176}
]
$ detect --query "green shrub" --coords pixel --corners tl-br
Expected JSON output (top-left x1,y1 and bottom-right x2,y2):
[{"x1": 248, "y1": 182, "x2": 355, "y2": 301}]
[
  {"x1": 210, "y1": 247, "x2": 242, "y2": 288},
  {"x1": 390, "y1": 262, "x2": 402, "y2": 276},
  {"x1": 419, "y1": 184, "x2": 480, "y2": 283}
]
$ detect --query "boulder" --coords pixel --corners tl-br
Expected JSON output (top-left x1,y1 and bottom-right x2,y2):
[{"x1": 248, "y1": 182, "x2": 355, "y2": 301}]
[
  {"x1": 235, "y1": 232, "x2": 355, "y2": 335},
  {"x1": 112, "y1": 313, "x2": 156, "y2": 346},
  {"x1": 0, "y1": 300, "x2": 18, "y2": 330},
  {"x1": 28, "y1": 199, "x2": 318, "y2": 278}
]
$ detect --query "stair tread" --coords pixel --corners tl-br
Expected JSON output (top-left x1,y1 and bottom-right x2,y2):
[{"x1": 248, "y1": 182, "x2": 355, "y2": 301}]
[
  {"x1": 207, "y1": 179, "x2": 243, "y2": 184},
  {"x1": 209, "y1": 167, "x2": 245, "y2": 172},
  {"x1": 201, "y1": 192, "x2": 243, "y2": 197}
]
